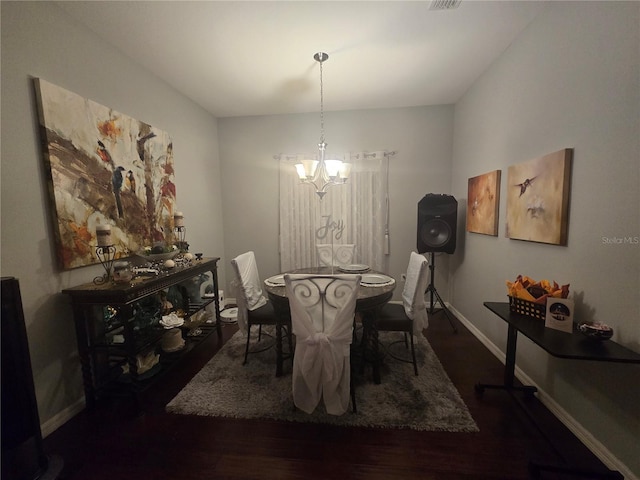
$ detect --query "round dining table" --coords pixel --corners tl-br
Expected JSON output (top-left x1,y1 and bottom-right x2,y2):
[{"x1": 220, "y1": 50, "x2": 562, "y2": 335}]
[{"x1": 263, "y1": 266, "x2": 396, "y2": 384}]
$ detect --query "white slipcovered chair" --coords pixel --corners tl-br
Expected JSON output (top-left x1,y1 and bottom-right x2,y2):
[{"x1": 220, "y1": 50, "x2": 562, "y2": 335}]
[
  {"x1": 316, "y1": 244, "x2": 356, "y2": 268},
  {"x1": 284, "y1": 274, "x2": 361, "y2": 415},
  {"x1": 375, "y1": 251, "x2": 430, "y2": 375},
  {"x1": 231, "y1": 251, "x2": 292, "y2": 371}
]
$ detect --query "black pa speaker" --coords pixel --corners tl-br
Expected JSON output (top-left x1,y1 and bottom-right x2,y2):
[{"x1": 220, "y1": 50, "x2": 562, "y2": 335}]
[
  {"x1": 2, "y1": 277, "x2": 49, "y2": 480},
  {"x1": 417, "y1": 194, "x2": 457, "y2": 254}
]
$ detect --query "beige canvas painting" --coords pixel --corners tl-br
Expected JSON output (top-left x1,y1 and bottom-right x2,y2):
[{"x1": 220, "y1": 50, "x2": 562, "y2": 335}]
[
  {"x1": 467, "y1": 170, "x2": 501, "y2": 236},
  {"x1": 505, "y1": 149, "x2": 572, "y2": 245},
  {"x1": 35, "y1": 78, "x2": 176, "y2": 269}
]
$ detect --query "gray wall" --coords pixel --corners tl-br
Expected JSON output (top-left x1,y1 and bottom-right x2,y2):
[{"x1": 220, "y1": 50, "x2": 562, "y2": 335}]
[
  {"x1": 218, "y1": 106, "x2": 455, "y2": 298},
  {"x1": 0, "y1": 2, "x2": 224, "y2": 429},
  {"x1": 1, "y1": 0, "x2": 638, "y2": 477},
  {"x1": 451, "y1": 2, "x2": 639, "y2": 476}
]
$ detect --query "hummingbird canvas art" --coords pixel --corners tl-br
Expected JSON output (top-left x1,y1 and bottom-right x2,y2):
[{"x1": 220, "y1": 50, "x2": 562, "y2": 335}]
[{"x1": 505, "y1": 148, "x2": 572, "y2": 246}]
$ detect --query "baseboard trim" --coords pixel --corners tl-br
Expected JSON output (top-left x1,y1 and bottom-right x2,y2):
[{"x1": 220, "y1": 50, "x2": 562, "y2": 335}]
[
  {"x1": 447, "y1": 304, "x2": 636, "y2": 480},
  {"x1": 40, "y1": 397, "x2": 85, "y2": 439}
]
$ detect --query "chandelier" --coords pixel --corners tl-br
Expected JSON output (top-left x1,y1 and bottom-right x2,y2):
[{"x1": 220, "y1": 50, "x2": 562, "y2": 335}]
[{"x1": 295, "y1": 52, "x2": 350, "y2": 199}]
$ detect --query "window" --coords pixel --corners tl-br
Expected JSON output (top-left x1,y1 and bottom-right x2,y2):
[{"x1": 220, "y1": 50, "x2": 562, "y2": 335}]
[{"x1": 278, "y1": 151, "x2": 391, "y2": 272}]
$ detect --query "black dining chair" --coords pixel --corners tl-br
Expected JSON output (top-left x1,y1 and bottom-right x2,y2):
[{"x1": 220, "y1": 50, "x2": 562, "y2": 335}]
[
  {"x1": 231, "y1": 251, "x2": 292, "y2": 374},
  {"x1": 316, "y1": 244, "x2": 356, "y2": 268},
  {"x1": 284, "y1": 273, "x2": 361, "y2": 415},
  {"x1": 375, "y1": 252, "x2": 430, "y2": 376}
]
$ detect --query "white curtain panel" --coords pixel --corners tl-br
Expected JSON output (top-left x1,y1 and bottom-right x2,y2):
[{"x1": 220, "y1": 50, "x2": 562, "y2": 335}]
[{"x1": 278, "y1": 151, "x2": 389, "y2": 272}]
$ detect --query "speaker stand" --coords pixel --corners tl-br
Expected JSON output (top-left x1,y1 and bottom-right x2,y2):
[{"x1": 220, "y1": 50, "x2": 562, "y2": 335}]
[{"x1": 425, "y1": 252, "x2": 457, "y2": 333}]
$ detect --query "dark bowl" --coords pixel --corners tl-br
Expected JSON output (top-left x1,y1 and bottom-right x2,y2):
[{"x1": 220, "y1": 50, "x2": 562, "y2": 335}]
[{"x1": 578, "y1": 322, "x2": 613, "y2": 341}]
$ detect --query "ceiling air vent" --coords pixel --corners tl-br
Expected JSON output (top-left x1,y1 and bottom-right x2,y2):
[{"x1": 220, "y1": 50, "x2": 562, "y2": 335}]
[{"x1": 429, "y1": 0, "x2": 462, "y2": 10}]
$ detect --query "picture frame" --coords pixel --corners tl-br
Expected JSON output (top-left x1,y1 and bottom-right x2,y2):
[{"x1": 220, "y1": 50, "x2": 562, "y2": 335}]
[
  {"x1": 34, "y1": 78, "x2": 176, "y2": 270},
  {"x1": 505, "y1": 149, "x2": 572, "y2": 245},
  {"x1": 466, "y1": 169, "x2": 501, "y2": 236}
]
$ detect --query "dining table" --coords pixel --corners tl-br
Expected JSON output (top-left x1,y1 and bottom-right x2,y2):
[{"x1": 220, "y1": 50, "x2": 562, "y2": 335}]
[{"x1": 263, "y1": 266, "x2": 396, "y2": 383}]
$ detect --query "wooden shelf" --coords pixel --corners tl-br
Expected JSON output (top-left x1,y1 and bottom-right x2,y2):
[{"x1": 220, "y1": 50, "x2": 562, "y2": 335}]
[{"x1": 63, "y1": 257, "x2": 222, "y2": 410}]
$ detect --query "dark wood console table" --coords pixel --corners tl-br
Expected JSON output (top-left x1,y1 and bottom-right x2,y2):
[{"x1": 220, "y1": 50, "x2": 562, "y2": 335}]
[
  {"x1": 478, "y1": 302, "x2": 640, "y2": 479},
  {"x1": 63, "y1": 257, "x2": 222, "y2": 410}
]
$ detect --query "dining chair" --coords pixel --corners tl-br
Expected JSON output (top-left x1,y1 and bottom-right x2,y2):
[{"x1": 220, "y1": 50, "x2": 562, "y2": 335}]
[
  {"x1": 375, "y1": 251, "x2": 430, "y2": 375},
  {"x1": 284, "y1": 273, "x2": 361, "y2": 415},
  {"x1": 231, "y1": 251, "x2": 292, "y2": 371},
  {"x1": 316, "y1": 244, "x2": 356, "y2": 268}
]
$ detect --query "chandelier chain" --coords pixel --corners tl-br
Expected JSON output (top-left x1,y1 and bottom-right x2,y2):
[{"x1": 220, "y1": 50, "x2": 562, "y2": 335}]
[{"x1": 319, "y1": 58, "x2": 325, "y2": 145}]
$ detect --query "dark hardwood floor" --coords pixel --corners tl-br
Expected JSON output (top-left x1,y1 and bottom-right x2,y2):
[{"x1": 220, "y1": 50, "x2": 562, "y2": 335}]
[{"x1": 43, "y1": 309, "x2": 619, "y2": 480}]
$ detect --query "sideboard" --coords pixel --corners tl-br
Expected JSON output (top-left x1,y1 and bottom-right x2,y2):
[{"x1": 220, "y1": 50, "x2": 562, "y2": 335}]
[{"x1": 62, "y1": 257, "x2": 222, "y2": 410}]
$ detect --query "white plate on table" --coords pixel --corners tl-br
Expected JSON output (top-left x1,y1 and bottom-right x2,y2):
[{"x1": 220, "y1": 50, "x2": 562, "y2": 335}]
[
  {"x1": 266, "y1": 274, "x2": 285, "y2": 286},
  {"x1": 360, "y1": 273, "x2": 393, "y2": 285},
  {"x1": 339, "y1": 264, "x2": 370, "y2": 273}
]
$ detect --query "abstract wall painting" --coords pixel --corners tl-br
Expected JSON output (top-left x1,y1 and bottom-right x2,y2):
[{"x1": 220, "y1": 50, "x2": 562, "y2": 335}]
[
  {"x1": 466, "y1": 170, "x2": 501, "y2": 236},
  {"x1": 34, "y1": 78, "x2": 176, "y2": 270},
  {"x1": 505, "y1": 149, "x2": 572, "y2": 246}
]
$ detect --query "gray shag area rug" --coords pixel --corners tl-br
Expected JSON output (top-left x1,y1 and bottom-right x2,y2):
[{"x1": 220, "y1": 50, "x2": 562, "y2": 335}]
[{"x1": 166, "y1": 329, "x2": 478, "y2": 432}]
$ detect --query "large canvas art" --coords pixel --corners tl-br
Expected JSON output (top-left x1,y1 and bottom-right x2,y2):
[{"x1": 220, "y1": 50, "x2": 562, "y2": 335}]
[
  {"x1": 505, "y1": 149, "x2": 572, "y2": 246},
  {"x1": 34, "y1": 79, "x2": 176, "y2": 269},
  {"x1": 467, "y1": 170, "x2": 501, "y2": 236}
]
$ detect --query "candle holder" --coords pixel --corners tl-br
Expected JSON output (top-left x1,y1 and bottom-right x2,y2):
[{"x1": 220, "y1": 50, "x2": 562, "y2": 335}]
[
  {"x1": 94, "y1": 245, "x2": 117, "y2": 285},
  {"x1": 174, "y1": 226, "x2": 188, "y2": 253}
]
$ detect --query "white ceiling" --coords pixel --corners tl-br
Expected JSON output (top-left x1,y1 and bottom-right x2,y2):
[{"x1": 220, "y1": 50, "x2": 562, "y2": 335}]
[{"x1": 56, "y1": 1, "x2": 547, "y2": 118}]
